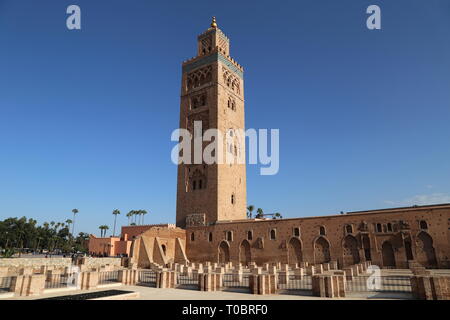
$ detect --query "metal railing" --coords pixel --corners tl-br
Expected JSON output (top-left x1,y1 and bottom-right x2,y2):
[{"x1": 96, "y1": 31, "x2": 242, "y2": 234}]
[
  {"x1": 45, "y1": 274, "x2": 76, "y2": 289},
  {"x1": 177, "y1": 272, "x2": 198, "y2": 289},
  {"x1": 138, "y1": 270, "x2": 157, "y2": 287},
  {"x1": 222, "y1": 273, "x2": 250, "y2": 289},
  {"x1": 277, "y1": 274, "x2": 312, "y2": 291},
  {"x1": 98, "y1": 271, "x2": 119, "y2": 285},
  {"x1": 346, "y1": 275, "x2": 412, "y2": 293},
  {"x1": 0, "y1": 277, "x2": 13, "y2": 293}
]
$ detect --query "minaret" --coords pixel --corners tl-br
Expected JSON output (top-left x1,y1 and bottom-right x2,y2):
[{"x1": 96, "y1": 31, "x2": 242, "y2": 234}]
[{"x1": 176, "y1": 18, "x2": 247, "y2": 228}]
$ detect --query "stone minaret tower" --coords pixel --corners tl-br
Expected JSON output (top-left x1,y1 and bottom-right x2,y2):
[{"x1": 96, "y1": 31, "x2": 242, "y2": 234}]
[{"x1": 176, "y1": 18, "x2": 247, "y2": 228}]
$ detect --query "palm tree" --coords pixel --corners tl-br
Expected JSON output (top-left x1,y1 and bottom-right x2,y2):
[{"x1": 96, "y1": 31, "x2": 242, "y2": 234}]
[
  {"x1": 103, "y1": 225, "x2": 109, "y2": 237},
  {"x1": 135, "y1": 210, "x2": 142, "y2": 225},
  {"x1": 274, "y1": 212, "x2": 283, "y2": 219},
  {"x1": 126, "y1": 211, "x2": 133, "y2": 225},
  {"x1": 247, "y1": 205, "x2": 255, "y2": 219},
  {"x1": 133, "y1": 210, "x2": 139, "y2": 224},
  {"x1": 141, "y1": 210, "x2": 148, "y2": 225},
  {"x1": 71, "y1": 209, "x2": 78, "y2": 236},
  {"x1": 99, "y1": 225, "x2": 109, "y2": 237},
  {"x1": 65, "y1": 219, "x2": 73, "y2": 232},
  {"x1": 112, "y1": 209, "x2": 121, "y2": 237},
  {"x1": 256, "y1": 208, "x2": 264, "y2": 219}
]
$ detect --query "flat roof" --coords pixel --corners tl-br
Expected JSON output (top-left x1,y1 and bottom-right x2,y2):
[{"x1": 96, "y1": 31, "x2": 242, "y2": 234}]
[
  {"x1": 210, "y1": 203, "x2": 450, "y2": 226},
  {"x1": 346, "y1": 203, "x2": 450, "y2": 214}
]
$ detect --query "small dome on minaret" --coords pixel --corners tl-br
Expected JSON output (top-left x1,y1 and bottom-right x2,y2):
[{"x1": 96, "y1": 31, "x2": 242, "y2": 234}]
[{"x1": 210, "y1": 16, "x2": 218, "y2": 29}]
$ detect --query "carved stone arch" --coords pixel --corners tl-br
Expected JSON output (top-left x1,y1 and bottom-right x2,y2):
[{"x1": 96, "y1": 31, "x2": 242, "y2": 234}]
[
  {"x1": 342, "y1": 234, "x2": 360, "y2": 266},
  {"x1": 239, "y1": 240, "x2": 251, "y2": 266},
  {"x1": 218, "y1": 240, "x2": 230, "y2": 264},
  {"x1": 415, "y1": 231, "x2": 437, "y2": 268},
  {"x1": 314, "y1": 236, "x2": 331, "y2": 264},
  {"x1": 404, "y1": 234, "x2": 414, "y2": 261},
  {"x1": 360, "y1": 233, "x2": 372, "y2": 261},
  {"x1": 287, "y1": 237, "x2": 303, "y2": 265},
  {"x1": 381, "y1": 241, "x2": 396, "y2": 268},
  {"x1": 188, "y1": 166, "x2": 207, "y2": 191}
]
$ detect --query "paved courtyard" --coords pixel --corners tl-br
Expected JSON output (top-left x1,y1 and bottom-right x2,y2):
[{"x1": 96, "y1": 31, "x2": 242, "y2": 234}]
[{"x1": 3, "y1": 283, "x2": 413, "y2": 300}]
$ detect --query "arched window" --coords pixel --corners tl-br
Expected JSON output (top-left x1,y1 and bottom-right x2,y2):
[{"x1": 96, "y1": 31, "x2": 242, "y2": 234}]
[
  {"x1": 193, "y1": 180, "x2": 197, "y2": 190},
  {"x1": 345, "y1": 225, "x2": 353, "y2": 234},
  {"x1": 208, "y1": 232, "x2": 213, "y2": 242},
  {"x1": 247, "y1": 230, "x2": 253, "y2": 241},
  {"x1": 319, "y1": 226, "x2": 326, "y2": 236},
  {"x1": 190, "y1": 232, "x2": 195, "y2": 241},
  {"x1": 387, "y1": 223, "x2": 393, "y2": 232},
  {"x1": 161, "y1": 244, "x2": 167, "y2": 255},
  {"x1": 270, "y1": 229, "x2": 276, "y2": 240},
  {"x1": 198, "y1": 179, "x2": 203, "y2": 189},
  {"x1": 376, "y1": 223, "x2": 382, "y2": 233},
  {"x1": 226, "y1": 231, "x2": 233, "y2": 241},
  {"x1": 293, "y1": 227, "x2": 300, "y2": 237},
  {"x1": 419, "y1": 220, "x2": 428, "y2": 230}
]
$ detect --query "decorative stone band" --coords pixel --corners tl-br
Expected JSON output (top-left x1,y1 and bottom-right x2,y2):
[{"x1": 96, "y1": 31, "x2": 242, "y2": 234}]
[
  {"x1": 182, "y1": 52, "x2": 243, "y2": 79},
  {"x1": 186, "y1": 213, "x2": 206, "y2": 227},
  {"x1": 197, "y1": 28, "x2": 229, "y2": 42}
]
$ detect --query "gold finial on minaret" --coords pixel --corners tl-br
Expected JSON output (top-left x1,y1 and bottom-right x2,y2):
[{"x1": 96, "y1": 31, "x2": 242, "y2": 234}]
[{"x1": 211, "y1": 16, "x2": 217, "y2": 29}]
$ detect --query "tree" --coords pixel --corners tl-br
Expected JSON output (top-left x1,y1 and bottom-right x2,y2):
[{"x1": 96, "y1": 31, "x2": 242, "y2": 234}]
[
  {"x1": 141, "y1": 210, "x2": 148, "y2": 225},
  {"x1": 112, "y1": 209, "x2": 121, "y2": 237},
  {"x1": 247, "y1": 205, "x2": 255, "y2": 219},
  {"x1": 65, "y1": 219, "x2": 73, "y2": 233},
  {"x1": 134, "y1": 210, "x2": 140, "y2": 224},
  {"x1": 0, "y1": 217, "x2": 85, "y2": 255},
  {"x1": 274, "y1": 212, "x2": 283, "y2": 219},
  {"x1": 99, "y1": 225, "x2": 109, "y2": 237},
  {"x1": 126, "y1": 211, "x2": 133, "y2": 225},
  {"x1": 103, "y1": 225, "x2": 110, "y2": 237},
  {"x1": 71, "y1": 209, "x2": 79, "y2": 236},
  {"x1": 136, "y1": 210, "x2": 142, "y2": 225},
  {"x1": 130, "y1": 210, "x2": 138, "y2": 225},
  {"x1": 255, "y1": 208, "x2": 264, "y2": 219}
]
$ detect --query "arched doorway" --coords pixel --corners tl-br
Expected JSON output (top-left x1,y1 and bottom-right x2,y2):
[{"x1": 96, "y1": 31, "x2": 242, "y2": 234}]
[
  {"x1": 404, "y1": 239, "x2": 414, "y2": 261},
  {"x1": 288, "y1": 238, "x2": 303, "y2": 265},
  {"x1": 362, "y1": 234, "x2": 371, "y2": 261},
  {"x1": 239, "y1": 240, "x2": 251, "y2": 266},
  {"x1": 416, "y1": 232, "x2": 437, "y2": 268},
  {"x1": 342, "y1": 235, "x2": 360, "y2": 266},
  {"x1": 218, "y1": 241, "x2": 230, "y2": 264},
  {"x1": 382, "y1": 241, "x2": 396, "y2": 268},
  {"x1": 314, "y1": 237, "x2": 331, "y2": 264}
]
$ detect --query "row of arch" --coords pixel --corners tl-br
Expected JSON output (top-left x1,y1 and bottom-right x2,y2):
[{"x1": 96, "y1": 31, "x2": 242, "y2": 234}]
[{"x1": 217, "y1": 231, "x2": 437, "y2": 268}]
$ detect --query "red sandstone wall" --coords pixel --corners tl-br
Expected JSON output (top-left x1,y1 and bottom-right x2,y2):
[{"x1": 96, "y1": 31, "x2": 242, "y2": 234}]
[{"x1": 185, "y1": 206, "x2": 450, "y2": 268}]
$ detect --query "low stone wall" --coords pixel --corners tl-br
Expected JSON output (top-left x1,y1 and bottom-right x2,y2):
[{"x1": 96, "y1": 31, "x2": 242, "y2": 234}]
[
  {"x1": 0, "y1": 257, "x2": 122, "y2": 273},
  {"x1": 411, "y1": 275, "x2": 450, "y2": 300},
  {"x1": 0, "y1": 258, "x2": 72, "y2": 269},
  {"x1": 83, "y1": 257, "x2": 121, "y2": 267}
]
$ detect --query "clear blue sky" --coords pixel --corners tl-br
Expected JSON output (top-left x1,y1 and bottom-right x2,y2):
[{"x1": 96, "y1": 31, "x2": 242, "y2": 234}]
[{"x1": 1, "y1": 0, "x2": 449, "y2": 236}]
